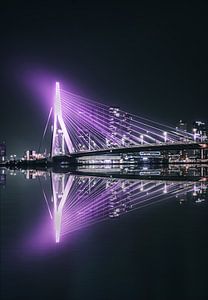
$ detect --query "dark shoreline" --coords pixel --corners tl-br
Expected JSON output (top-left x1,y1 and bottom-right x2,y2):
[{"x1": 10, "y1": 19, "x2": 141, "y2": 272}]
[
  {"x1": 1, "y1": 160, "x2": 208, "y2": 169},
  {"x1": 1, "y1": 160, "x2": 207, "y2": 182}
]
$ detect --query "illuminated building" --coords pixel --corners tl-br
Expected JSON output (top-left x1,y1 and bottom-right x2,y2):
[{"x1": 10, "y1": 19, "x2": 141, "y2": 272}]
[
  {"x1": 0, "y1": 142, "x2": 6, "y2": 162},
  {"x1": 176, "y1": 120, "x2": 188, "y2": 132},
  {"x1": 24, "y1": 150, "x2": 45, "y2": 161},
  {"x1": 176, "y1": 120, "x2": 188, "y2": 141},
  {"x1": 108, "y1": 107, "x2": 132, "y2": 147},
  {"x1": 193, "y1": 121, "x2": 207, "y2": 142},
  {"x1": 0, "y1": 168, "x2": 6, "y2": 187}
]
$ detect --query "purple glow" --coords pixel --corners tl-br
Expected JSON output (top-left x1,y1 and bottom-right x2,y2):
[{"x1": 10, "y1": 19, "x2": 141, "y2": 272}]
[
  {"x1": 22, "y1": 171, "x2": 206, "y2": 255},
  {"x1": 23, "y1": 213, "x2": 55, "y2": 256},
  {"x1": 52, "y1": 82, "x2": 73, "y2": 156},
  {"x1": 50, "y1": 82, "x2": 195, "y2": 154},
  {"x1": 49, "y1": 174, "x2": 198, "y2": 241},
  {"x1": 20, "y1": 70, "x2": 57, "y2": 113}
]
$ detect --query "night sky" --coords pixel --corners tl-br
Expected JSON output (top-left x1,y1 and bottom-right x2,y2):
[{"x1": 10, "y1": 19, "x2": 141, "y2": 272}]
[{"x1": 1, "y1": 1, "x2": 208, "y2": 156}]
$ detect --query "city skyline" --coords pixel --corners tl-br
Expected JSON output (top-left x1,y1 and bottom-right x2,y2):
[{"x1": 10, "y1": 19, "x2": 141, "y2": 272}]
[
  {"x1": 1, "y1": 81, "x2": 207, "y2": 167},
  {"x1": 1, "y1": 2, "x2": 208, "y2": 156},
  {"x1": 1, "y1": 2, "x2": 208, "y2": 299},
  {"x1": 1, "y1": 81, "x2": 207, "y2": 160},
  {"x1": 1, "y1": 80, "x2": 208, "y2": 157}
]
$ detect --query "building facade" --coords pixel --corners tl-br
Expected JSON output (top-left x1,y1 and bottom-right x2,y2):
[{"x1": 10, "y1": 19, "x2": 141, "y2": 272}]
[{"x1": 0, "y1": 142, "x2": 6, "y2": 162}]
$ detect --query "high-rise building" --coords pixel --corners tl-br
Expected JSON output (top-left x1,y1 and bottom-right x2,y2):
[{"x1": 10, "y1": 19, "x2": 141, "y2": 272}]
[
  {"x1": 109, "y1": 107, "x2": 120, "y2": 146},
  {"x1": 0, "y1": 169, "x2": 6, "y2": 187},
  {"x1": 108, "y1": 107, "x2": 132, "y2": 147},
  {"x1": 193, "y1": 121, "x2": 207, "y2": 142},
  {"x1": 77, "y1": 128, "x2": 90, "y2": 150},
  {"x1": 76, "y1": 107, "x2": 106, "y2": 151},
  {"x1": 0, "y1": 142, "x2": 6, "y2": 162},
  {"x1": 121, "y1": 112, "x2": 133, "y2": 146},
  {"x1": 176, "y1": 120, "x2": 187, "y2": 132},
  {"x1": 176, "y1": 120, "x2": 188, "y2": 141}
]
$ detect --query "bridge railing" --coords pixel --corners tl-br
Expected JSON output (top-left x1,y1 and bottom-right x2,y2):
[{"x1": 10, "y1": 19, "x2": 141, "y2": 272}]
[{"x1": 70, "y1": 141, "x2": 203, "y2": 154}]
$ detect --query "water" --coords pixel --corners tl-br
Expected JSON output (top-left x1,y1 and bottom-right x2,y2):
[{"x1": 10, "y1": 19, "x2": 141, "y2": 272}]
[{"x1": 1, "y1": 166, "x2": 208, "y2": 300}]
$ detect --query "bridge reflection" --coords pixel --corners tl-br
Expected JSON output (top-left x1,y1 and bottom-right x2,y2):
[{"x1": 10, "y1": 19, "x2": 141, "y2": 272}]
[
  {"x1": 6, "y1": 165, "x2": 207, "y2": 244},
  {"x1": 48, "y1": 166, "x2": 207, "y2": 243}
]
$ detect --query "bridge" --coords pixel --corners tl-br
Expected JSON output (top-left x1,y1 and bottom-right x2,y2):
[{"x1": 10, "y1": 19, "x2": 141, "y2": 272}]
[
  {"x1": 70, "y1": 142, "x2": 206, "y2": 158},
  {"x1": 36, "y1": 82, "x2": 208, "y2": 243},
  {"x1": 50, "y1": 82, "x2": 207, "y2": 162}
]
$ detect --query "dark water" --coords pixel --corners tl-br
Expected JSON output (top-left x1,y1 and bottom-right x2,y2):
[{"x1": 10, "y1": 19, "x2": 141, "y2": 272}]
[{"x1": 1, "y1": 166, "x2": 208, "y2": 300}]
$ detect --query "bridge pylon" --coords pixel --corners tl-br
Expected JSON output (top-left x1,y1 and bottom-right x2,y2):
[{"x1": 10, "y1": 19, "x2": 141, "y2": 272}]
[{"x1": 51, "y1": 82, "x2": 73, "y2": 157}]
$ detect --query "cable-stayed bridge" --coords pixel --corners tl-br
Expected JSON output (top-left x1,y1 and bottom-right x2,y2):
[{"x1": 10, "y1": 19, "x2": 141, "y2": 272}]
[
  {"x1": 18, "y1": 82, "x2": 208, "y2": 247},
  {"x1": 37, "y1": 82, "x2": 207, "y2": 244},
  {"x1": 50, "y1": 82, "x2": 207, "y2": 162}
]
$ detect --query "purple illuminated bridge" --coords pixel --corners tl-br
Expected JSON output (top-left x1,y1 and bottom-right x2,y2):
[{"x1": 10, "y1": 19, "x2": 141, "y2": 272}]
[
  {"x1": 51, "y1": 82, "x2": 207, "y2": 160},
  {"x1": 26, "y1": 83, "x2": 207, "y2": 247}
]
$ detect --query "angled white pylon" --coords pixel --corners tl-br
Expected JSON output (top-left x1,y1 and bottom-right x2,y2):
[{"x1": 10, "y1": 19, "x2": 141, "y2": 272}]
[{"x1": 51, "y1": 82, "x2": 73, "y2": 156}]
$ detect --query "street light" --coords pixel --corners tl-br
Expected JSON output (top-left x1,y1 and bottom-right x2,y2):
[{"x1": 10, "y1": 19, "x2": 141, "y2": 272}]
[
  {"x1": 163, "y1": 183, "x2": 167, "y2": 194},
  {"x1": 140, "y1": 134, "x2": 144, "y2": 144},
  {"x1": 163, "y1": 131, "x2": 167, "y2": 143},
  {"x1": 193, "y1": 128, "x2": 197, "y2": 142}
]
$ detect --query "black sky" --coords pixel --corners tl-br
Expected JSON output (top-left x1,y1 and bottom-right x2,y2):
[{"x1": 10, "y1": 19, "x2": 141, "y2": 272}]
[{"x1": 1, "y1": 1, "x2": 208, "y2": 156}]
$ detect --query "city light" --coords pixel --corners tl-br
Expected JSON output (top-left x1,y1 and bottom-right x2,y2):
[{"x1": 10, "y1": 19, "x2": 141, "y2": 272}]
[
  {"x1": 163, "y1": 131, "x2": 167, "y2": 143},
  {"x1": 51, "y1": 83, "x2": 204, "y2": 156},
  {"x1": 1, "y1": 83, "x2": 207, "y2": 167},
  {"x1": 193, "y1": 128, "x2": 197, "y2": 142},
  {"x1": 45, "y1": 173, "x2": 206, "y2": 242},
  {"x1": 140, "y1": 134, "x2": 144, "y2": 144}
]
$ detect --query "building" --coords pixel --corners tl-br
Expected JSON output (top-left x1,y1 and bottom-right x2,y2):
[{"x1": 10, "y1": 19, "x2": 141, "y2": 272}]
[
  {"x1": 24, "y1": 150, "x2": 45, "y2": 161},
  {"x1": 0, "y1": 142, "x2": 6, "y2": 162},
  {"x1": 176, "y1": 120, "x2": 188, "y2": 141},
  {"x1": 108, "y1": 107, "x2": 132, "y2": 147},
  {"x1": 0, "y1": 168, "x2": 6, "y2": 187},
  {"x1": 77, "y1": 128, "x2": 90, "y2": 151},
  {"x1": 176, "y1": 120, "x2": 187, "y2": 132},
  {"x1": 121, "y1": 112, "x2": 133, "y2": 146},
  {"x1": 76, "y1": 107, "x2": 106, "y2": 151},
  {"x1": 193, "y1": 121, "x2": 207, "y2": 142}
]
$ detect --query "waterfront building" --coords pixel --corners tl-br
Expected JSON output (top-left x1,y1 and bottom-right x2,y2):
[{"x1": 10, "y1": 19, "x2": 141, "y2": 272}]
[
  {"x1": 176, "y1": 120, "x2": 187, "y2": 132},
  {"x1": 176, "y1": 120, "x2": 188, "y2": 141},
  {"x1": 193, "y1": 121, "x2": 207, "y2": 142},
  {"x1": 24, "y1": 150, "x2": 45, "y2": 161},
  {"x1": 108, "y1": 107, "x2": 132, "y2": 147},
  {"x1": 0, "y1": 168, "x2": 6, "y2": 187},
  {"x1": 0, "y1": 142, "x2": 6, "y2": 162}
]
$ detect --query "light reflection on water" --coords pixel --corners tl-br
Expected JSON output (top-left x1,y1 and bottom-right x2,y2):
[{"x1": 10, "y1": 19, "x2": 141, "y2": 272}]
[
  {"x1": 1, "y1": 165, "x2": 207, "y2": 246},
  {"x1": 51, "y1": 174, "x2": 207, "y2": 243},
  {"x1": 1, "y1": 165, "x2": 208, "y2": 300}
]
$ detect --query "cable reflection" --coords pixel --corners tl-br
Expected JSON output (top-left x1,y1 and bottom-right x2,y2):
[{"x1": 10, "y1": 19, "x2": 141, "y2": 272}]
[{"x1": 50, "y1": 173, "x2": 207, "y2": 243}]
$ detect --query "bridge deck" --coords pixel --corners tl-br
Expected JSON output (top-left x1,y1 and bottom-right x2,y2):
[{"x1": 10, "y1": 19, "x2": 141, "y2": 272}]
[{"x1": 70, "y1": 142, "x2": 208, "y2": 158}]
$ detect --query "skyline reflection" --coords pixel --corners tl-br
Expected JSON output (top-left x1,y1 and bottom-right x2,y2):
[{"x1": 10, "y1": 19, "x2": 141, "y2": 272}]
[
  {"x1": 51, "y1": 173, "x2": 207, "y2": 243},
  {"x1": 3, "y1": 165, "x2": 207, "y2": 245}
]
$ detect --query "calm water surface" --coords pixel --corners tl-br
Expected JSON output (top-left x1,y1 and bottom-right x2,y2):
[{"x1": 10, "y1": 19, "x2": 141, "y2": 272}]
[{"x1": 1, "y1": 166, "x2": 208, "y2": 300}]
